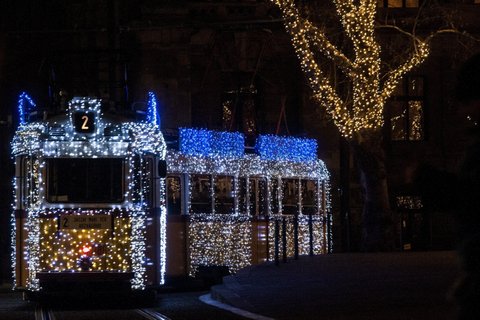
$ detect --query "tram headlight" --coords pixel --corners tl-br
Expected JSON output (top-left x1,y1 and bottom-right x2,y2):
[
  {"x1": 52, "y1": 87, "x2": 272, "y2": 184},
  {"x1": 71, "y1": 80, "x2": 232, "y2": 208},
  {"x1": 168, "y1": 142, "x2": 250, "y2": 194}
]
[{"x1": 81, "y1": 244, "x2": 92, "y2": 256}]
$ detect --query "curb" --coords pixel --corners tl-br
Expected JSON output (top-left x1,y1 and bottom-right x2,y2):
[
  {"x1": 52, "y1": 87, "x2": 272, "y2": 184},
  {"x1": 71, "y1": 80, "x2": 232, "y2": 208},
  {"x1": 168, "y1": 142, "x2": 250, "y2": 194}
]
[{"x1": 200, "y1": 294, "x2": 275, "y2": 320}]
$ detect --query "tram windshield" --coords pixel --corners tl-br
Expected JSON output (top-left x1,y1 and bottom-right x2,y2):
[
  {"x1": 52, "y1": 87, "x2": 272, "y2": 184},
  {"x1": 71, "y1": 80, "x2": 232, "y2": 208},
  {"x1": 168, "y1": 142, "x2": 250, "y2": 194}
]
[{"x1": 46, "y1": 158, "x2": 124, "y2": 203}]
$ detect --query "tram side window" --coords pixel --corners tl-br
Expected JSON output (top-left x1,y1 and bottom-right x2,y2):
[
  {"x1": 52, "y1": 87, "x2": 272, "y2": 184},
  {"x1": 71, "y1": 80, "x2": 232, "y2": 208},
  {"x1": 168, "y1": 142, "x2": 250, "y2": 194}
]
[
  {"x1": 249, "y1": 177, "x2": 267, "y2": 216},
  {"x1": 282, "y1": 179, "x2": 299, "y2": 215},
  {"x1": 302, "y1": 180, "x2": 318, "y2": 215},
  {"x1": 237, "y1": 178, "x2": 248, "y2": 214},
  {"x1": 47, "y1": 158, "x2": 124, "y2": 203},
  {"x1": 190, "y1": 174, "x2": 212, "y2": 214},
  {"x1": 166, "y1": 176, "x2": 182, "y2": 215},
  {"x1": 271, "y1": 178, "x2": 279, "y2": 214},
  {"x1": 215, "y1": 175, "x2": 234, "y2": 214}
]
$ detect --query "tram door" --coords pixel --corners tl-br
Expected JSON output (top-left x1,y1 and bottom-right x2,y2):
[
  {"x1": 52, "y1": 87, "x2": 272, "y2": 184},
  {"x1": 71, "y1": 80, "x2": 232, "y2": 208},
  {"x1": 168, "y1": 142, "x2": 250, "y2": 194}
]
[
  {"x1": 248, "y1": 177, "x2": 267, "y2": 216},
  {"x1": 165, "y1": 174, "x2": 188, "y2": 277},
  {"x1": 248, "y1": 177, "x2": 269, "y2": 264},
  {"x1": 13, "y1": 155, "x2": 29, "y2": 288}
]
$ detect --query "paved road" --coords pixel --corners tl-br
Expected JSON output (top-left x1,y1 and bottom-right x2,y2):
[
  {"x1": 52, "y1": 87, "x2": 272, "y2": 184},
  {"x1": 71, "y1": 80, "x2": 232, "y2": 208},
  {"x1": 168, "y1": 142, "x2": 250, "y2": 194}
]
[
  {"x1": 0, "y1": 289, "x2": 247, "y2": 320},
  {"x1": 211, "y1": 251, "x2": 460, "y2": 320},
  {"x1": 0, "y1": 251, "x2": 460, "y2": 319}
]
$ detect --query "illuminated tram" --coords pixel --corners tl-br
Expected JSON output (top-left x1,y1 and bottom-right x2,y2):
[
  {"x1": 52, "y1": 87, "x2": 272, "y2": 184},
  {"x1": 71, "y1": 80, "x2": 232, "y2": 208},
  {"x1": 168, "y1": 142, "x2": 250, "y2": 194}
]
[
  {"x1": 11, "y1": 93, "x2": 332, "y2": 297},
  {"x1": 12, "y1": 94, "x2": 167, "y2": 297},
  {"x1": 164, "y1": 129, "x2": 332, "y2": 278}
]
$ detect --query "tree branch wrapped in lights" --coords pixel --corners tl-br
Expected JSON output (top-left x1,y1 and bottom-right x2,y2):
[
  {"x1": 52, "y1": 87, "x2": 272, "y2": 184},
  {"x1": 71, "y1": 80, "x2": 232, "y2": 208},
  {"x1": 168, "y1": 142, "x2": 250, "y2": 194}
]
[{"x1": 269, "y1": 0, "x2": 441, "y2": 250}]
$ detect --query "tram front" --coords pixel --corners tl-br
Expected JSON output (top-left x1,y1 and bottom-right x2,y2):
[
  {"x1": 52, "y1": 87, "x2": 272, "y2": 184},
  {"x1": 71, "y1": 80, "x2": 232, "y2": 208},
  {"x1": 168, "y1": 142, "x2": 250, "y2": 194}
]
[{"x1": 11, "y1": 96, "x2": 166, "y2": 299}]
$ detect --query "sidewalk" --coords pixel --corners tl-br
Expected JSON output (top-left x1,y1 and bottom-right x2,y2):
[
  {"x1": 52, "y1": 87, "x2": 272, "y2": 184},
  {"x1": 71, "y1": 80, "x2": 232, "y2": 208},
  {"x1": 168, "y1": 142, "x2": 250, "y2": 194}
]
[{"x1": 211, "y1": 251, "x2": 459, "y2": 320}]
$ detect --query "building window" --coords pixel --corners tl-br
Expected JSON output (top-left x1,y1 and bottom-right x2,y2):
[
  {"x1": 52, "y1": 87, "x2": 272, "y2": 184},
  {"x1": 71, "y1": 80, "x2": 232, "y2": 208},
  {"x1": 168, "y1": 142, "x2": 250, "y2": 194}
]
[
  {"x1": 396, "y1": 195, "x2": 424, "y2": 251},
  {"x1": 388, "y1": 76, "x2": 425, "y2": 141},
  {"x1": 377, "y1": 0, "x2": 419, "y2": 7}
]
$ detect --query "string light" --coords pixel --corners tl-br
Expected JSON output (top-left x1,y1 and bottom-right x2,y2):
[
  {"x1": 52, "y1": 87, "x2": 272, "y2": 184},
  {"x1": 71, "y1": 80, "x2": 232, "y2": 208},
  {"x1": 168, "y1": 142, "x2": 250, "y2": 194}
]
[
  {"x1": 267, "y1": 215, "x2": 327, "y2": 258},
  {"x1": 179, "y1": 128, "x2": 245, "y2": 158},
  {"x1": 18, "y1": 92, "x2": 37, "y2": 126},
  {"x1": 271, "y1": 0, "x2": 430, "y2": 137},
  {"x1": 146, "y1": 91, "x2": 160, "y2": 127},
  {"x1": 188, "y1": 214, "x2": 253, "y2": 275},
  {"x1": 255, "y1": 134, "x2": 317, "y2": 162}
]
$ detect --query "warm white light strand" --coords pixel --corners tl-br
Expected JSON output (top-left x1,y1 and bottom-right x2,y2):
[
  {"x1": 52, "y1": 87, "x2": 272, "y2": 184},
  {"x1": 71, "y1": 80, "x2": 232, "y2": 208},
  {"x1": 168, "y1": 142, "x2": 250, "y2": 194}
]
[{"x1": 271, "y1": 0, "x2": 430, "y2": 137}]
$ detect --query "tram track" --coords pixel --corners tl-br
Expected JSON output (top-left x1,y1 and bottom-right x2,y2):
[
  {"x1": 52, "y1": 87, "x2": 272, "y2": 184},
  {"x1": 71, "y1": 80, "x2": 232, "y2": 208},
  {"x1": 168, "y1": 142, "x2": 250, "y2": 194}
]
[
  {"x1": 35, "y1": 307, "x2": 56, "y2": 320},
  {"x1": 34, "y1": 307, "x2": 171, "y2": 320},
  {"x1": 136, "y1": 308, "x2": 172, "y2": 320}
]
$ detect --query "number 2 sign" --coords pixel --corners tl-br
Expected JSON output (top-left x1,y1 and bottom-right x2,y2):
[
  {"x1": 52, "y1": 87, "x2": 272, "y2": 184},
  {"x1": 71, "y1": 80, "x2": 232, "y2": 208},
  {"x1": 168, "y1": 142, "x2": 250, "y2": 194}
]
[{"x1": 74, "y1": 111, "x2": 95, "y2": 133}]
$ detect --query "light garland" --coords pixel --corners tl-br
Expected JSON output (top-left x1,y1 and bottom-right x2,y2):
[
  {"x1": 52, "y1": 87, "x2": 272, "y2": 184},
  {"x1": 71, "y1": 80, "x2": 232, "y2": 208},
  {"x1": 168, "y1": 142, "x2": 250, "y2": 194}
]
[
  {"x1": 129, "y1": 207, "x2": 147, "y2": 289},
  {"x1": 11, "y1": 96, "x2": 167, "y2": 291},
  {"x1": 158, "y1": 197, "x2": 167, "y2": 285},
  {"x1": 267, "y1": 215, "x2": 327, "y2": 258},
  {"x1": 271, "y1": 0, "x2": 430, "y2": 137},
  {"x1": 167, "y1": 152, "x2": 329, "y2": 181},
  {"x1": 10, "y1": 178, "x2": 17, "y2": 288},
  {"x1": 255, "y1": 134, "x2": 318, "y2": 162},
  {"x1": 179, "y1": 128, "x2": 245, "y2": 158},
  {"x1": 18, "y1": 92, "x2": 36, "y2": 126},
  {"x1": 38, "y1": 209, "x2": 132, "y2": 273},
  {"x1": 146, "y1": 91, "x2": 160, "y2": 127},
  {"x1": 188, "y1": 214, "x2": 253, "y2": 276}
]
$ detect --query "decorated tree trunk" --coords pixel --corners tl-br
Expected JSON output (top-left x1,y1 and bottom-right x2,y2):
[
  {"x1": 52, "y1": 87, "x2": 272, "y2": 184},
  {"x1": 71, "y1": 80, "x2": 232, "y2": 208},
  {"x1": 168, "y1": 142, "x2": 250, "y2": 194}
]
[{"x1": 352, "y1": 130, "x2": 394, "y2": 251}]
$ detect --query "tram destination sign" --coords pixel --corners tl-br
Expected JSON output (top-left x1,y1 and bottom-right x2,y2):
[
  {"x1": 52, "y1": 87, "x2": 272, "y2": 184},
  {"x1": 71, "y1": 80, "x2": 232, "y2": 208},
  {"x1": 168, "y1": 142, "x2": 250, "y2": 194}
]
[{"x1": 60, "y1": 214, "x2": 112, "y2": 230}]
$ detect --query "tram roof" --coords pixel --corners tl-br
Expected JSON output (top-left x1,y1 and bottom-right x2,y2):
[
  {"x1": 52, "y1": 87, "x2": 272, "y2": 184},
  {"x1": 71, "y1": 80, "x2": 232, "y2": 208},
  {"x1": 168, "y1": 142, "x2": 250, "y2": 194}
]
[{"x1": 11, "y1": 108, "x2": 166, "y2": 157}]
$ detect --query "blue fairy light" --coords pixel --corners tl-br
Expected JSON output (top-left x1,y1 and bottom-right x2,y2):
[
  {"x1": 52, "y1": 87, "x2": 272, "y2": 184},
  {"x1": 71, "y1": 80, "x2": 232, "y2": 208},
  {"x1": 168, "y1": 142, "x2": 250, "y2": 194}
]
[
  {"x1": 18, "y1": 92, "x2": 36, "y2": 125},
  {"x1": 213, "y1": 131, "x2": 245, "y2": 158},
  {"x1": 255, "y1": 134, "x2": 318, "y2": 162},
  {"x1": 179, "y1": 128, "x2": 245, "y2": 158},
  {"x1": 179, "y1": 128, "x2": 213, "y2": 156},
  {"x1": 147, "y1": 91, "x2": 160, "y2": 127}
]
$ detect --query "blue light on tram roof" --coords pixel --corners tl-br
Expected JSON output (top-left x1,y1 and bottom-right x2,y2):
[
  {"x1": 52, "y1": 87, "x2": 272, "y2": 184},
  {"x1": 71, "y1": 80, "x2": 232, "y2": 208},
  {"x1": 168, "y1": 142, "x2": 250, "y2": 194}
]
[
  {"x1": 17, "y1": 92, "x2": 36, "y2": 125},
  {"x1": 179, "y1": 128, "x2": 244, "y2": 158},
  {"x1": 213, "y1": 131, "x2": 245, "y2": 158},
  {"x1": 147, "y1": 91, "x2": 161, "y2": 127},
  {"x1": 179, "y1": 128, "x2": 213, "y2": 156},
  {"x1": 255, "y1": 134, "x2": 318, "y2": 162}
]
